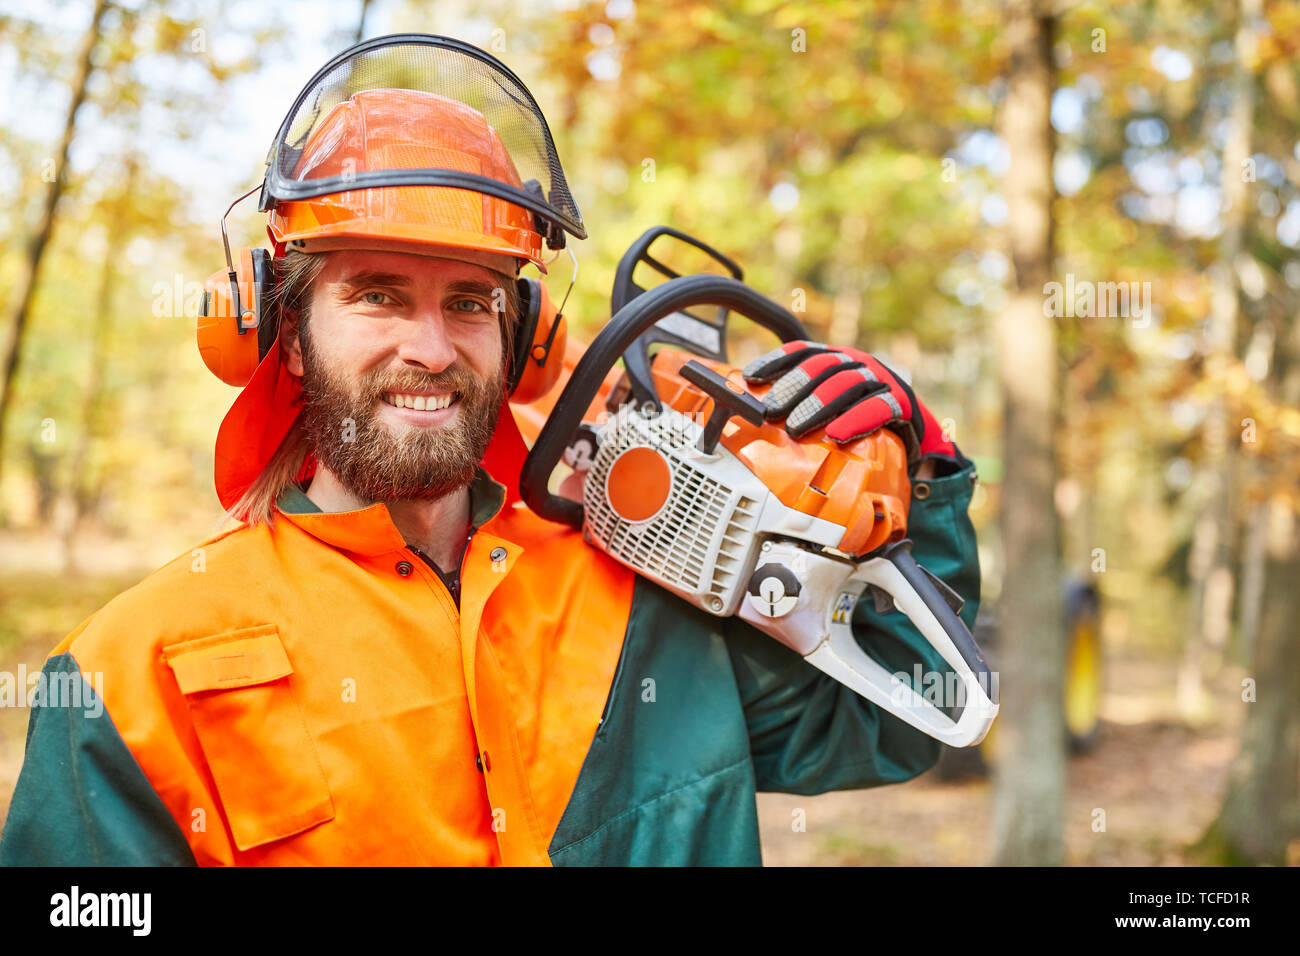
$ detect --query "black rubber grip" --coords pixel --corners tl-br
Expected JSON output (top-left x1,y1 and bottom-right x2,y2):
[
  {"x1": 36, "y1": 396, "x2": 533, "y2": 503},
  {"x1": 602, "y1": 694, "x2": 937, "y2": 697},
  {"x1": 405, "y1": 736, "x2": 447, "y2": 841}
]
[{"x1": 877, "y1": 539, "x2": 997, "y2": 704}]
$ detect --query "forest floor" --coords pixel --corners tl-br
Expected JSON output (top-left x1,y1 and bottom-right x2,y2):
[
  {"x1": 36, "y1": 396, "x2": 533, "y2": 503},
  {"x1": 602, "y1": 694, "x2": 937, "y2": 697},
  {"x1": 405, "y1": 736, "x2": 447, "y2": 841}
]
[
  {"x1": 0, "y1": 567, "x2": 1279, "y2": 865},
  {"x1": 756, "y1": 648, "x2": 1277, "y2": 865}
]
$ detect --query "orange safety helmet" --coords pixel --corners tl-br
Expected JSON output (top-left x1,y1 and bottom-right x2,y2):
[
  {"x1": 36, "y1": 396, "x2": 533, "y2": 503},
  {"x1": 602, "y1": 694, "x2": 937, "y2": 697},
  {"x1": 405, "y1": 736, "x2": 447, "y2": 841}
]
[
  {"x1": 198, "y1": 34, "x2": 584, "y2": 512},
  {"x1": 267, "y1": 88, "x2": 547, "y2": 267}
]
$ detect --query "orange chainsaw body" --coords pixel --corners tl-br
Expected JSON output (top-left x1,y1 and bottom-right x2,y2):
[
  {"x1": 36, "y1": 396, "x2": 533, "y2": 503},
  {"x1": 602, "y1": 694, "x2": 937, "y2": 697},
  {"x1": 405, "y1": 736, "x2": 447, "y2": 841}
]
[{"x1": 513, "y1": 338, "x2": 912, "y2": 557}]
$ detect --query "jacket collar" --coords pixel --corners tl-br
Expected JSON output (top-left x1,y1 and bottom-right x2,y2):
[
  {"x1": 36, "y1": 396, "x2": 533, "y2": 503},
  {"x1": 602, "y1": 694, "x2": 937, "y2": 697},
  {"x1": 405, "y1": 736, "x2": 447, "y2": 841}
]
[{"x1": 273, "y1": 466, "x2": 508, "y2": 556}]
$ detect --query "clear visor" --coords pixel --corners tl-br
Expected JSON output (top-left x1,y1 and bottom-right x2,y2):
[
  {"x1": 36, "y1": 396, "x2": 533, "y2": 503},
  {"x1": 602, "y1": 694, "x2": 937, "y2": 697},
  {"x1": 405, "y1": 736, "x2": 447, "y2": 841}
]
[{"x1": 260, "y1": 34, "x2": 584, "y2": 246}]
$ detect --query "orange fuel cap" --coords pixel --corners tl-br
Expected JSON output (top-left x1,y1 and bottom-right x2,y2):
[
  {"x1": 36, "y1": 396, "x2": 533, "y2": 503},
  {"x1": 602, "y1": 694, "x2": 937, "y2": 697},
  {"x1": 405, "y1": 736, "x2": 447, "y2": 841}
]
[{"x1": 605, "y1": 446, "x2": 673, "y2": 523}]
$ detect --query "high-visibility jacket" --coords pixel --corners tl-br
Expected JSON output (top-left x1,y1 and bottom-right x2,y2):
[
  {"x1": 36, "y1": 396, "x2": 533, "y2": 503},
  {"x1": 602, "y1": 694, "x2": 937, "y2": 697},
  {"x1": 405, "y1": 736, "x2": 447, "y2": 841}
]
[{"x1": 0, "y1": 459, "x2": 981, "y2": 866}]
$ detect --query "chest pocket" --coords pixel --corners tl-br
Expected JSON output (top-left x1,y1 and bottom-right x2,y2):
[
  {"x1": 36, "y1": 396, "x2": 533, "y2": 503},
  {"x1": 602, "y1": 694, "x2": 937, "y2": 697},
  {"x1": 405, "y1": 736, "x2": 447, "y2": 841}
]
[{"x1": 164, "y1": 624, "x2": 335, "y2": 852}]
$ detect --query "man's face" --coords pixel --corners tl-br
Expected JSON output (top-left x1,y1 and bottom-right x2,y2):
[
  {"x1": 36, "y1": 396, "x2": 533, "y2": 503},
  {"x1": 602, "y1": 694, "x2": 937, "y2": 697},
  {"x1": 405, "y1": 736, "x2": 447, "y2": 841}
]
[{"x1": 283, "y1": 250, "x2": 509, "y2": 502}]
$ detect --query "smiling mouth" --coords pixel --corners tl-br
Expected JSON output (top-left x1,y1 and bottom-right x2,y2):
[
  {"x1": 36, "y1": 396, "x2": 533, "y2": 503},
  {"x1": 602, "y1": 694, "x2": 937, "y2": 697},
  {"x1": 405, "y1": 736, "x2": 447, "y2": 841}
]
[{"x1": 381, "y1": 391, "x2": 460, "y2": 411}]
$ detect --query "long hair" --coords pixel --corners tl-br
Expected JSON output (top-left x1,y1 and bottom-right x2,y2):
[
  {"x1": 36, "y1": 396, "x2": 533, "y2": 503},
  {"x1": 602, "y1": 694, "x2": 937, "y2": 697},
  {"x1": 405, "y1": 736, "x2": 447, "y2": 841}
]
[{"x1": 220, "y1": 249, "x2": 521, "y2": 529}]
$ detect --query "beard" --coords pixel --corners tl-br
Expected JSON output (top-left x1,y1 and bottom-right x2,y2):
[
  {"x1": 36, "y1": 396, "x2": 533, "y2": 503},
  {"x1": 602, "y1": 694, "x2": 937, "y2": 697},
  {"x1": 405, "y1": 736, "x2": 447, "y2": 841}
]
[{"x1": 298, "y1": 332, "x2": 505, "y2": 502}]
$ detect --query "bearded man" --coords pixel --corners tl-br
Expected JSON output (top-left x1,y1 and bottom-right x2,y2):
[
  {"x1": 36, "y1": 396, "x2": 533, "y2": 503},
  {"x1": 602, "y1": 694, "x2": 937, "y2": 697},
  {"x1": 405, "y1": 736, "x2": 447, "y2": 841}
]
[{"x1": 0, "y1": 34, "x2": 980, "y2": 866}]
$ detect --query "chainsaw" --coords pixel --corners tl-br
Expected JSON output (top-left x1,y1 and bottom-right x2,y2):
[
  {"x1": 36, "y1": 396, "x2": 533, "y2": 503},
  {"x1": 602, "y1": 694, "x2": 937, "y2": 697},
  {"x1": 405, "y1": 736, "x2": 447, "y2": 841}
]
[{"x1": 519, "y1": 228, "x2": 998, "y2": 747}]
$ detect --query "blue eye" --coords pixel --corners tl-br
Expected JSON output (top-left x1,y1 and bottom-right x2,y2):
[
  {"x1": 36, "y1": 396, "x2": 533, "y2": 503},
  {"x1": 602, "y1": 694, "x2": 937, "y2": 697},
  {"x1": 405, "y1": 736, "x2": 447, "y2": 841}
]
[
  {"x1": 451, "y1": 299, "x2": 488, "y2": 314},
  {"x1": 361, "y1": 291, "x2": 391, "y2": 306}
]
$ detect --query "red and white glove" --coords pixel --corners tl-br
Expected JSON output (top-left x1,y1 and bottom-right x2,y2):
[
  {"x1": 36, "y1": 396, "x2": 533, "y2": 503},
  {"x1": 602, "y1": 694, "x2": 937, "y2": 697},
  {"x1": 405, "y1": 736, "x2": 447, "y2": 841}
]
[{"x1": 742, "y1": 340, "x2": 968, "y2": 475}]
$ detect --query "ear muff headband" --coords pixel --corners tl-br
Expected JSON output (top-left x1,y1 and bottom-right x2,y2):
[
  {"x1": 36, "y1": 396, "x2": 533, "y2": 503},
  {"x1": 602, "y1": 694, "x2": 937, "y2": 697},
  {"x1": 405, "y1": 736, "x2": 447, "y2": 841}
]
[{"x1": 251, "y1": 248, "x2": 277, "y2": 362}]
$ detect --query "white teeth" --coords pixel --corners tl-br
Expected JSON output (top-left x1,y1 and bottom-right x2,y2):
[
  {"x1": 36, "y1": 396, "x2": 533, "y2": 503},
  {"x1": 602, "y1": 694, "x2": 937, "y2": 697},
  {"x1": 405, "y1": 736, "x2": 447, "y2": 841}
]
[{"x1": 384, "y1": 392, "x2": 456, "y2": 410}]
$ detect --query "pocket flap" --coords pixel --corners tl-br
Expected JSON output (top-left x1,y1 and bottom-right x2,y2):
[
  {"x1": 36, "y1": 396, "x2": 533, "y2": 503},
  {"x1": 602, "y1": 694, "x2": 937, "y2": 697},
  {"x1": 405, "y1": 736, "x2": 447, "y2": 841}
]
[
  {"x1": 164, "y1": 625, "x2": 293, "y2": 694},
  {"x1": 162, "y1": 625, "x2": 334, "y2": 852}
]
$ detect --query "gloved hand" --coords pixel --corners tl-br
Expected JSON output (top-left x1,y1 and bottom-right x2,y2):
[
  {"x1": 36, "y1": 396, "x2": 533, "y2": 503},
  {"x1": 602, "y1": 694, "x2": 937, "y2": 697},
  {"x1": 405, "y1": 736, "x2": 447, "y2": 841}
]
[{"x1": 742, "y1": 340, "x2": 968, "y2": 475}]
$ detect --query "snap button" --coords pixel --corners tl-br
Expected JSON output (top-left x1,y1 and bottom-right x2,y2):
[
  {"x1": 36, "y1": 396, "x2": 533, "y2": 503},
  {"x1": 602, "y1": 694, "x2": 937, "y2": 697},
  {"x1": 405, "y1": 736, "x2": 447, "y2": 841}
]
[
  {"x1": 913, "y1": 482, "x2": 931, "y2": 500},
  {"x1": 396, "y1": 561, "x2": 413, "y2": 577},
  {"x1": 476, "y1": 751, "x2": 490, "y2": 772},
  {"x1": 489, "y1": 547, "x2": 507, "y2": 562}
]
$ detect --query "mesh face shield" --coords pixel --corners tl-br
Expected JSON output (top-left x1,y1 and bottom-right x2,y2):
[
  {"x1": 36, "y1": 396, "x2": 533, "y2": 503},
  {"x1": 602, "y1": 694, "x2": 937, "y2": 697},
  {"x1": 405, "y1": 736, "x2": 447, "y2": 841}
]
[{"x1": 259, "y1": 34, "x2": 584, "y2": 268}]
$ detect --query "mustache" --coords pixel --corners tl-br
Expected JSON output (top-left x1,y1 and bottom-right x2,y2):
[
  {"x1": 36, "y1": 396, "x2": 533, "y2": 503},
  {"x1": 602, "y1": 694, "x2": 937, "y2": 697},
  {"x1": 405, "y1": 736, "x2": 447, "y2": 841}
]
[{"x1": 362, "y1": 365, "x2": 483, "y2": 396}]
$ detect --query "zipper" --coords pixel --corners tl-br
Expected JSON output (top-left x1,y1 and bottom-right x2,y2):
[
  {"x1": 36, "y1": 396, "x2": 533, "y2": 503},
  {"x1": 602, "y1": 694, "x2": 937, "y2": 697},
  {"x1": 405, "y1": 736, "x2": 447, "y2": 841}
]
[
  {"x1": 408, "y1": 526, "x2": 477, "y2": 609},
  {"x1": 407, "y1": 545, "x2": 458, "y2": 608}
]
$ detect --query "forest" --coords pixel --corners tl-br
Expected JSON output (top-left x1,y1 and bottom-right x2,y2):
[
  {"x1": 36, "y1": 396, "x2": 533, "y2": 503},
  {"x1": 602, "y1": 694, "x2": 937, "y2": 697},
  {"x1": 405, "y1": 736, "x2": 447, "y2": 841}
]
[{"x1": 0, "y1": 0, "x2": 1297, "y2": 866}]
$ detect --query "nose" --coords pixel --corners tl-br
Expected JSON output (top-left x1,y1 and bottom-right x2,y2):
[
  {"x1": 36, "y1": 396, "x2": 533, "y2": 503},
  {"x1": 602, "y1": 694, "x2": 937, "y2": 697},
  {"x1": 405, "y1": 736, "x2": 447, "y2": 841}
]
[{"x1": 395, "y1": 304, "x2": 458, "y2": 373}]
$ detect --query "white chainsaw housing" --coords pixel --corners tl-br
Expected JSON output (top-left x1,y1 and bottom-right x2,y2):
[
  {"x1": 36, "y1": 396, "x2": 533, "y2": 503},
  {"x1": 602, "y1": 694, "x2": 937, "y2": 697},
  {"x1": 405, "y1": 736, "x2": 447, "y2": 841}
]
[
  {"x1": 583, "y1": 403, "x2": 844, "y2": 615},
  {"x1": 580, "y1": 404, "x2": 999, "y2": 748}
]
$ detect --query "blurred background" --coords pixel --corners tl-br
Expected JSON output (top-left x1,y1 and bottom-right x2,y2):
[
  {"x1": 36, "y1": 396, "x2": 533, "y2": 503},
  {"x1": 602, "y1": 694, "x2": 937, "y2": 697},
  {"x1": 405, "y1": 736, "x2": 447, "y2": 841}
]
[{"x1": 1, "y1": 0, "x2": 1297, "y2": 865}]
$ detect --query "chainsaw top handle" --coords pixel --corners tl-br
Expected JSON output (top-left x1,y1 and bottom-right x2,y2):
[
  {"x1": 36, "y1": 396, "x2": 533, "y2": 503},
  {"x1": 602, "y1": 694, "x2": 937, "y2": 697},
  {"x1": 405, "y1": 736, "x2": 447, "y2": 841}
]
[
  {"x1": 611, "y1": 226, "x2": 746, "y2": 409},
  {"x1": 610, "y1": 226, "x2": 744, "y2": 315},
  {"x1": 521, "y1": 273, "x2": 808, "y2": 530}
]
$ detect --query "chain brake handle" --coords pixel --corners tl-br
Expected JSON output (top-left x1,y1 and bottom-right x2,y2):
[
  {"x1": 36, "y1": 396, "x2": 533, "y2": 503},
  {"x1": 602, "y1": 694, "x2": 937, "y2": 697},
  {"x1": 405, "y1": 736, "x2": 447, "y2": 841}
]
[
  {"x1": 521, "y1": 273, "x2": 807, "y2": 529},
  {"x1": 610, "y1": 226, "x2": 746, "y2": 408}
]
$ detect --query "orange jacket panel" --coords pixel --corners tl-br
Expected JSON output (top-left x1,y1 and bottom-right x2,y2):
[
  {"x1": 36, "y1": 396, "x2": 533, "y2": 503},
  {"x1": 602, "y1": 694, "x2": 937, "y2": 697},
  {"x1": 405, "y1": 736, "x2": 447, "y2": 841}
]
[{"x1": 52, "y1": 469, "x2": 635, "y2": 865}]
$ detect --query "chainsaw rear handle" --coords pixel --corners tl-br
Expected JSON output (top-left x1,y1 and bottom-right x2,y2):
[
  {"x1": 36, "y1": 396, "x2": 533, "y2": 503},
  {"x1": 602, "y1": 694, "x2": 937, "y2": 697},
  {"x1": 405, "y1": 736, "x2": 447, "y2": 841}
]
[
  {"x1": 874, "y1": 540, "x2": 993, "y2": 687},
  {"x1": 521, "y1": 273, "x2": 808, "y2": 529},
  {"x1": 816, "y1": 540, "x2": 998, "y2": 746}
]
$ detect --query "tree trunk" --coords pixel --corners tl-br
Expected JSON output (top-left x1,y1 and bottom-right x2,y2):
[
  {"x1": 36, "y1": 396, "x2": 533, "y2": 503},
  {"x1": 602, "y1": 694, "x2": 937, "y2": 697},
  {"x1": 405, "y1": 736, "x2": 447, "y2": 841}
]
[
  {"x1": 355, "y1": 0, "x2": 372, "y2": 43},
  {"x1": 1197, "y1": 186, "x2": 1300, "y2": 866},
  {"x1": 0, "y1": 0, "x2": 110, "y2": 496},
  {"x1": 1236, "y1": 495, "x2": 1268, "y2": 665},
  {"x1": 1178, "y1": 0, "x2": 1259, "y2": 719},
  {"x1": 1195, "y1": 492, "x2": 1300, "y2": 864},
  {"x1": 60, "y1": 159, "x2": 137, "y2": 573},
  {"x1": 989, "y1": 0, "x2": 1065, "y2": 866},
  {"x1": 828, "y1": 215, "x2": 867, "y2": 347}
]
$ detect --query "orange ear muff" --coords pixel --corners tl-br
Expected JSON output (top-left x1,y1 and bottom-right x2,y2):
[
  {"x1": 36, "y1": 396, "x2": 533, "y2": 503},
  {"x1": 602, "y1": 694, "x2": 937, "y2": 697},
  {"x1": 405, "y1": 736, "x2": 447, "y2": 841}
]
[
  {"x1": 197, "y1": 247, "x2": 275, "y2": 386},
  {"x1": 508, "y1": 276, "x2": 566, "y2": 404}
]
